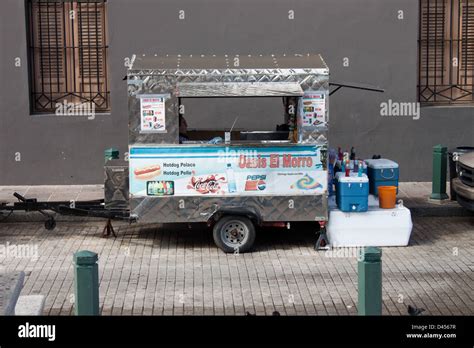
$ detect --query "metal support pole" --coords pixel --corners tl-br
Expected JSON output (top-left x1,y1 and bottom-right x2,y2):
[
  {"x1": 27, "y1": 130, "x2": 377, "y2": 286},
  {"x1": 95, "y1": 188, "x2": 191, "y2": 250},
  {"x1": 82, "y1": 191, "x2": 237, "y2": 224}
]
[
  {"x1": 358, "y1": 247, "x2": 382, "y2": 315},
  {"x1": 430, "y1": 144, "x2": 449, "y2": 201},
  {"x1": 73, "y1": 250, "x2": 99, "y2": 315}
]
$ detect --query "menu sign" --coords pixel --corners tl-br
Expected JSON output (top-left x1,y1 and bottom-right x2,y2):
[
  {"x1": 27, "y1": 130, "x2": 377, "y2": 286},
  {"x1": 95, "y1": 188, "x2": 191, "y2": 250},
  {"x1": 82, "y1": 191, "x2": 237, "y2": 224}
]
[
  {"x1": 139, "y1": 94, "x2": 168, "y2": 133},
  {"x1": 300, "y1": 92, "x2": 326, "y2": 127}
]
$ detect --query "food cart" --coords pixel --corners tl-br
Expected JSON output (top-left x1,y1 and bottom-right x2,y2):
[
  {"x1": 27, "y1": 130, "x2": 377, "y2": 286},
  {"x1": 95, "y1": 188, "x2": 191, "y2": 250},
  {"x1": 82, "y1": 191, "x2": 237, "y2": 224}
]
[
  {"x1": 0, "y1": 53, "x2": 385, "y2": 252},
  {"x1": 123, "y1": 54, "x2": 330, "y2": 253}
]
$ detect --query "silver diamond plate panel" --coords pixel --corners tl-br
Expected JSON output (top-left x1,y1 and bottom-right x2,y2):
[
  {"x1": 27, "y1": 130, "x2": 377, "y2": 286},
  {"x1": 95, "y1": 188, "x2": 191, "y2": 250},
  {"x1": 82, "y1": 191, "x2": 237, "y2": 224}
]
[
  {"x1": 128, "y1": 55, "x2": 329, "y2": 146},
  {"x1": 128, "y1": 80, "x2": 179, "y2": 144},
  {"x1": 131, "y1": 195, "x2": 327, "y2": 223},
  {"x1": 176, "y1": 82, "x2": 304, "y2": 97}
]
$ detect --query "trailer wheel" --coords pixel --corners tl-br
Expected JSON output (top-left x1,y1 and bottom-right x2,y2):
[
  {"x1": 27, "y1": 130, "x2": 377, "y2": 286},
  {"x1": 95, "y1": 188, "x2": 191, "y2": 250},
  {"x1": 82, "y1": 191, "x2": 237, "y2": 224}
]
[
  {"x1": 213, "y1": 215, "x2": 256, "y2": 253},
  {"x1": 44, "y1": 217, "x2": 56, "y2": 230}
]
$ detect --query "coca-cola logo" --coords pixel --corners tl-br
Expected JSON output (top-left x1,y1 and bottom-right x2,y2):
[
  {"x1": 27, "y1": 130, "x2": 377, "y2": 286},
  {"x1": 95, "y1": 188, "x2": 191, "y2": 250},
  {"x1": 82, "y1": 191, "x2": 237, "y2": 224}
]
[
  {"x1": 194, "y1": 179, "x2": 220, "y2": 191},
  {"x1": 187, "y1": 174, "x2": 226, "y2": 194}
]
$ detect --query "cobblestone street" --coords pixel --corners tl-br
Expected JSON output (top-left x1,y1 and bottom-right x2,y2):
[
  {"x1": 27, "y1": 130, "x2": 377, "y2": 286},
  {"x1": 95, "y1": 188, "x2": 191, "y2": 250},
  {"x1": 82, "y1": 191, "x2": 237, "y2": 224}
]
[{"x1": 0, "y1": 215, "x2": 472, "y2": 316}]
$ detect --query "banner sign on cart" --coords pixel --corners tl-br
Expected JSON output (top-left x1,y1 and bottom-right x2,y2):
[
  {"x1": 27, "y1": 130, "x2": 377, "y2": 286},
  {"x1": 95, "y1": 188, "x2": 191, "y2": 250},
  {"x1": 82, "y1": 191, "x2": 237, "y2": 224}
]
[
  {"x1": 138, "y1": 94, "x2": 169, "y2": 133},
  {"x1": 129, "y1": 146, "x2": 327, "y2": 197}
]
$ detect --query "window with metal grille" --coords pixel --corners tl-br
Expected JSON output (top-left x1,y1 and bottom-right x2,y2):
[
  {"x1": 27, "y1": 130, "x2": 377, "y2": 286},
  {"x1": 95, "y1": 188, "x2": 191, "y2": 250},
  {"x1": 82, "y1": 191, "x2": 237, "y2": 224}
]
[
  {"x1": 27, "y1": 0, "x2": 110, "y2": 113},
  {"x1": 419, "y1": 0, "x2": 474, "y2": 104}
]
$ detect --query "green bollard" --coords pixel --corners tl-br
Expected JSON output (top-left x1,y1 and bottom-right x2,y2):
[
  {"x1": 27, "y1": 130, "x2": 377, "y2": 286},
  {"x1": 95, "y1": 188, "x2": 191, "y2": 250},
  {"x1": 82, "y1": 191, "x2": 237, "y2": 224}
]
[
  {"x1": 358, "y1": 247, "x2": 382, "y2": 316},
  {"x1": 430, "y1": 144, "x2": 449, "y2": 200},
  {"x1": 104, "y1": 148, "x2": 119, "y2": 163},
  {"x1": 73, "y1": 250, "x2": 99, "y2": 315}
]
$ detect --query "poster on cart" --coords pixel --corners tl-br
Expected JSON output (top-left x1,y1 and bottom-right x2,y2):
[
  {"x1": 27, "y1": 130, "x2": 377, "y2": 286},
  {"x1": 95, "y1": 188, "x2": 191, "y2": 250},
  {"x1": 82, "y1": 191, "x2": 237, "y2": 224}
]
[
  {"x1": 138, "y1": 94, "x2": 169, "y2": 133},
  {"x1": 129, "y1": 145, "x2": 327, "y2": 197},
  {"x1": 300, "y1": 92, "x2": 327, "y2": 127}
]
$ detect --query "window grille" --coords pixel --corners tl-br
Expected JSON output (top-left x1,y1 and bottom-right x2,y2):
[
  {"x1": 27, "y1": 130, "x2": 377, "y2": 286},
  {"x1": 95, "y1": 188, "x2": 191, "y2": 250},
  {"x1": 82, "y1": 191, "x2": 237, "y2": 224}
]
[
  {"x1": 27, "y1": 0, "x2": 110, "y2": 113},
  {"x1": 419, "y1": 0, "x2": 474, "y2": 104}
]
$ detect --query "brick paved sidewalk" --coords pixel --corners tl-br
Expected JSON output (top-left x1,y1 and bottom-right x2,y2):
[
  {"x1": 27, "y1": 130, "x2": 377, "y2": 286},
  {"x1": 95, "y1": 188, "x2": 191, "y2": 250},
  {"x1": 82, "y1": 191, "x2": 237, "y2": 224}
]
[{"x1": 0, "y1": 216, "x2": 472, "y2": 316}]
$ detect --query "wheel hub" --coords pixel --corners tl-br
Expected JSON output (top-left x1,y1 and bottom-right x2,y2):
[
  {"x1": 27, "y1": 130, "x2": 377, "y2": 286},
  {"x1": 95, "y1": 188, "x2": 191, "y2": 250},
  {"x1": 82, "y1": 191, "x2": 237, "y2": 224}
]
[{"x1": 222, "y1": 221, "x2": 248, "y2": 246}]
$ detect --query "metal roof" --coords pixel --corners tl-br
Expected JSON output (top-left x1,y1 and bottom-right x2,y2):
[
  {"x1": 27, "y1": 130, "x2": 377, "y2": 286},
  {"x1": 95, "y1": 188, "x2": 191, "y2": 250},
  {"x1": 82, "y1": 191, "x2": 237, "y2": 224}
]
[
  {"x1": 130, "y1": 53, "x2": 328, "y2": 71},
  {"x1": 176, "y1": 82, "x2": 304, "y2": 97}
]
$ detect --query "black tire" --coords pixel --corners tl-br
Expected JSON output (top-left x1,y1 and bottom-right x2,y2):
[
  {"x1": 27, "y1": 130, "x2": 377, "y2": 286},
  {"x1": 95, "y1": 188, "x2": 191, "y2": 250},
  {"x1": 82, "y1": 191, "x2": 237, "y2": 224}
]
[
  {"x1": 213, "y1": 215, "x2": 256, "y2": 253},
  {"x1": 44, "y1": 217, "x2": 56, "y2": 230}
]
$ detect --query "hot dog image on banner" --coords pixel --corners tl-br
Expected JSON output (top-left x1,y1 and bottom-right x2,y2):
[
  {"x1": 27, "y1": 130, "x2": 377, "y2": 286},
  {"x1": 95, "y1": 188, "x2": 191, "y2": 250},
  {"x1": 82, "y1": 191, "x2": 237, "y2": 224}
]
[{"x1": 129, "y1": 146, "x2": 327, "y2": 197}]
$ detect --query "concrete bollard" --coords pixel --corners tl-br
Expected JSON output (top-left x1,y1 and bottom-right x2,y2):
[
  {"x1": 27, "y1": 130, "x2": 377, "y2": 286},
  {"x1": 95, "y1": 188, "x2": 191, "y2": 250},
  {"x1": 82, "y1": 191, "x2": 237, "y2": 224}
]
[
  {"x1": 73, "y1": 250, "x2": 99, "y2": 315},
  {"x1": 358, "y1": 247, "x2": 382, "y2": 315},
  {"x1": 430, "y1": 144, "x2": 449, "y2": 201}
]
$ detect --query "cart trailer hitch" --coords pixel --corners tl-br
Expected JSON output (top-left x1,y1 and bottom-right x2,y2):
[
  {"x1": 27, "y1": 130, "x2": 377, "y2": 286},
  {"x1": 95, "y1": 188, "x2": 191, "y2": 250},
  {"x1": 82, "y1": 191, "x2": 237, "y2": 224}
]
[
  {"x1": 13, "y1": 192, "x2": 56, "y2": 229},
  {"x1": 3, "y1": 192, "x2": 132, "y2": 233}
]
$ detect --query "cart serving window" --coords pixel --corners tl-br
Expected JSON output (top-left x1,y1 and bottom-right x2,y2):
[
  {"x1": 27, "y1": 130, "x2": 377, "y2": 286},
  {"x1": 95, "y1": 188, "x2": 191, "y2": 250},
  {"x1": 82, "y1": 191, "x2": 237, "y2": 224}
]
[{"x1": 126, "y1": 54, "x2": 330, "y2": 252}]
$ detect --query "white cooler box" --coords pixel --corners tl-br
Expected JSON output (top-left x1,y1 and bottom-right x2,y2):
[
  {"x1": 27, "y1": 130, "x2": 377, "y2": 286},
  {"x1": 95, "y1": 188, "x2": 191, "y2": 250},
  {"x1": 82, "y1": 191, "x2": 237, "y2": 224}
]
[{"x1": 327, "y1": 195, "x2": 413, "y2": 247}]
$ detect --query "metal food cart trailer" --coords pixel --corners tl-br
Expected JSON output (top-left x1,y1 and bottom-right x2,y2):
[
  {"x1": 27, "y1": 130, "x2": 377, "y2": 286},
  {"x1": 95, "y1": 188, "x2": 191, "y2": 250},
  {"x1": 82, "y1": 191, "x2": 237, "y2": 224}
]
[
  {"x1": 124, "y1": 53, "x2": 330, "y2": 252},
  {"x1": 0, "y1": 53, "x2": 383, "y2": 253}
]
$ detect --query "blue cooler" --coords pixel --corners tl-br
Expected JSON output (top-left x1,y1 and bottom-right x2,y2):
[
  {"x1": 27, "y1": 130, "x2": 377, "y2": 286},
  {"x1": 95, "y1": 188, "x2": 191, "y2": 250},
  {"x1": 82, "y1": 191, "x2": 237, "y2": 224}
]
[
  {"x1": 365, "y1": 158, "x2": 399, "y2": 195},
  {"x1": 335, "y1": 172, "x2": 369, "y2": 212}
]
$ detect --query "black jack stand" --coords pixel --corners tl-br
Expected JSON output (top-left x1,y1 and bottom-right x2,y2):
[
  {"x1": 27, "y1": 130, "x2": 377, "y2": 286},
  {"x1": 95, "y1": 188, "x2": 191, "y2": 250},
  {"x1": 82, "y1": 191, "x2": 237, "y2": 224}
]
[
  {"x1": 315, "y1": 226, "x2": 330, "y2": 250},
  {"x1": 102, "y1": 218, "x2": 117, "y2": 238}
]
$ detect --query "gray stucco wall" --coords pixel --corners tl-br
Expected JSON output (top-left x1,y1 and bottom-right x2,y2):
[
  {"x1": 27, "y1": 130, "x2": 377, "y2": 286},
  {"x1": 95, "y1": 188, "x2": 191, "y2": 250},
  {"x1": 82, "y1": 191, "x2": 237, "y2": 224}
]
[{"x1": 0, "y1": 0, "x2": 473, "y2": 184}]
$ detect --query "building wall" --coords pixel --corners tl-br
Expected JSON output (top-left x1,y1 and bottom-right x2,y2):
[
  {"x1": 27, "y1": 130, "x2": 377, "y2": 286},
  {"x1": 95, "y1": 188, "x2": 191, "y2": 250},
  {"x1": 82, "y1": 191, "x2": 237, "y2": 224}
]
[{"x1": 0, "y1": 0, "x2": 473, "y2": 184}]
